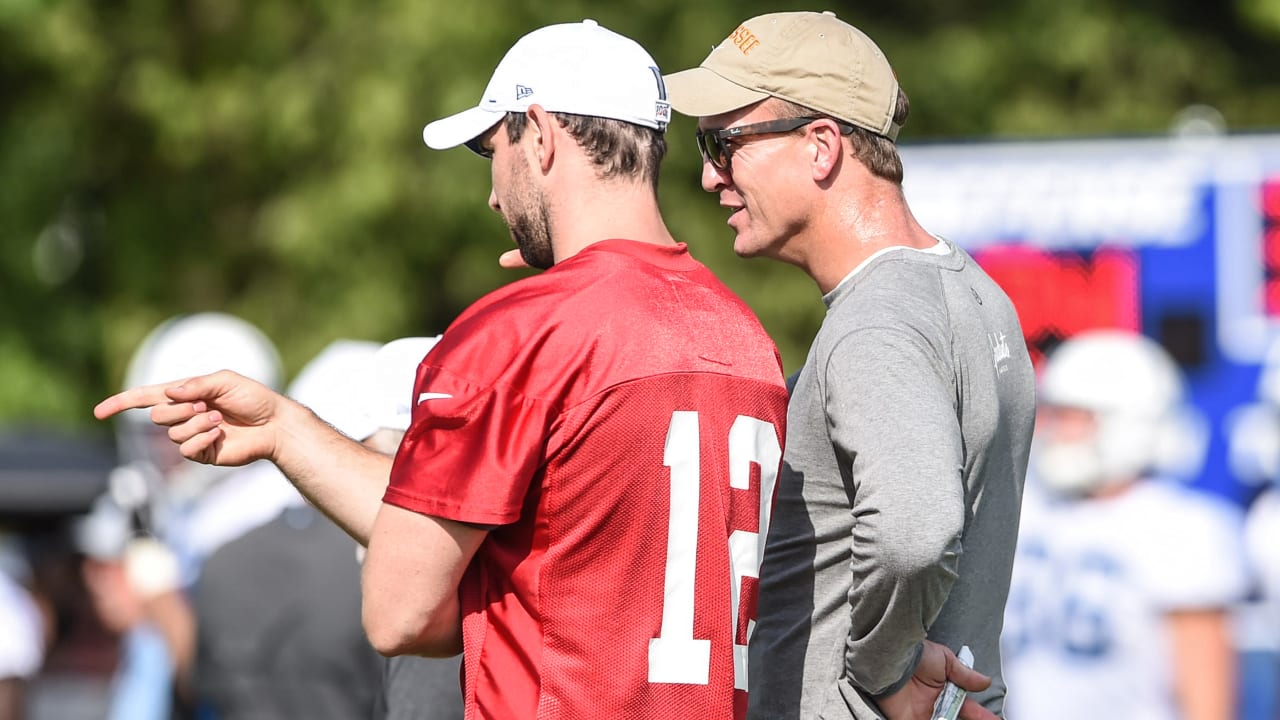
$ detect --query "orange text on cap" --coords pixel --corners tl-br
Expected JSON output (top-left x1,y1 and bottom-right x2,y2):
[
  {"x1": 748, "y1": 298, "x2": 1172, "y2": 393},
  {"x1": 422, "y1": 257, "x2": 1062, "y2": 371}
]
[{"x1": 728, "y1": 25, "x2": 761, "y2": 54}]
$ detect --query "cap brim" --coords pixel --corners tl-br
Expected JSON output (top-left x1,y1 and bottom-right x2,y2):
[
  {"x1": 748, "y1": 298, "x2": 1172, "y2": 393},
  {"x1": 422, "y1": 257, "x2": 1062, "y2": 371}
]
[
  {"x1": 662, "y1": 66, "x2": 770, "y2": 118},
  {"x1": 422, "y1": 106, "x2": 506, "y2": 150}
]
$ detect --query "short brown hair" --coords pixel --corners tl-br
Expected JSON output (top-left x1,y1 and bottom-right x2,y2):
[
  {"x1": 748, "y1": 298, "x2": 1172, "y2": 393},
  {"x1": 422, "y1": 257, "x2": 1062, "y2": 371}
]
[
  {"x1": 504, "y1": 112, "x2": 666, "y2": 189},
  {"x1": 767, "y1": 89, "x2": 909, "y2": 185}
]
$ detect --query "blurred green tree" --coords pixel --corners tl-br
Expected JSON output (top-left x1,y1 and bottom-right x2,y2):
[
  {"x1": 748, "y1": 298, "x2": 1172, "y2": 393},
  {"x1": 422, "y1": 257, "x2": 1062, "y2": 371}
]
[{"x1": 1, "y1": 0, "x2": 1278, "y2": 431}]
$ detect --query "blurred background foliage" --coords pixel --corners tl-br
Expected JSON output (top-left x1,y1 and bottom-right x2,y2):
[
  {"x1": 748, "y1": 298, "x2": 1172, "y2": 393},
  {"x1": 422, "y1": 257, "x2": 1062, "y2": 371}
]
[{"x1": 2, "y1": 0, "x2": 1279, "y2": 432}]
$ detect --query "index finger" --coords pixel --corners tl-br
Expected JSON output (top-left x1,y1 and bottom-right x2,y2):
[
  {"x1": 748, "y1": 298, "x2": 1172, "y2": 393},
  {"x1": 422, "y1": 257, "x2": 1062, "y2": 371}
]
[{"x1": 94, "y1": 381, "x2": 186, "y2": 420}]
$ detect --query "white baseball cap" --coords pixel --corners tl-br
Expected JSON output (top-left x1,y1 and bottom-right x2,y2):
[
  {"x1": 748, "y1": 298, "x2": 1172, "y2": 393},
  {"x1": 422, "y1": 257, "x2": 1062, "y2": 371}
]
[{"x1": 422, "y1": 20, "x2": 671, "y2": 152}]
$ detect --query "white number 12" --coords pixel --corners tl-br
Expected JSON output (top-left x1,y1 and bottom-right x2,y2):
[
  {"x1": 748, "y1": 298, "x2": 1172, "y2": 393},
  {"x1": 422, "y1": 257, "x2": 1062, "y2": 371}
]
[{"x1": 647, "y1": 411, "x2": 781, "y2": 691}]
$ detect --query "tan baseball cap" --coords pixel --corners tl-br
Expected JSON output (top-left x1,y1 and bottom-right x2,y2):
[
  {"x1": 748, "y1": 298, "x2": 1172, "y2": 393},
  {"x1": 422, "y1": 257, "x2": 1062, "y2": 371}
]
[{"x1": 663, "y1": 11, "x2": 901, "y2": 141}]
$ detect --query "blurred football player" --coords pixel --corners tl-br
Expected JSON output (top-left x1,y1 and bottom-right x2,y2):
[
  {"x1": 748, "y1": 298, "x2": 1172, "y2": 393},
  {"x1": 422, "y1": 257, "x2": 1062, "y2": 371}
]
[
  {"x1": 1002, "y1": 329, "x2": 1249, "y2": 720},
  {"x1": 191, "y1": 340, "x2": 383, "y2": 719},
  {"x1": 82, "y1": 312, "x2": 285, "y2": 719},
  {"x1": 115, "y1": 312, "x2": 289, "y2": 578},
  {"x1": 1227, "y1": 336, "x2": 1280, "y2": 720},
  {"x1": 1230, "y1": 337, "x2": 1280, "y2": 608},
  {"x1": 0, "y1": 537, "x2": 44, "y2": 720}
]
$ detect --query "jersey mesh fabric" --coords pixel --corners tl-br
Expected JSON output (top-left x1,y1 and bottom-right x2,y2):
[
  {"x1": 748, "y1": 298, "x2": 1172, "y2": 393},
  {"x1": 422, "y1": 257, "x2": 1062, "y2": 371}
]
[{"x1": 385, "y1": 240, "x2": 788, "y2": 720}]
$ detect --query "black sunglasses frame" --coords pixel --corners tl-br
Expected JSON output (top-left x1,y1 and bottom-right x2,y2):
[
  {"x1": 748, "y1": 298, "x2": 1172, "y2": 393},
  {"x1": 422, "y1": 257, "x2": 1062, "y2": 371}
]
[
  {"x1": 464, "y1": 116, "x2": 512, "y2": 160},
  {"x1": 695, "y1": 116, "x2": 855, "y2": 171},
  {"x1": 465, "y1": 137, "x2": 494, "y2": 158},
  {"x1": 465, "y1": 135, "x2": 495, "y2": 160}
]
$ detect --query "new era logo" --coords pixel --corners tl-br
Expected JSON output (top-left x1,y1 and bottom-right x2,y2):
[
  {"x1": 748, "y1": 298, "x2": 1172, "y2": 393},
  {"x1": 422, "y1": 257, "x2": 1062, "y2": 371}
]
[{"x1": 515, "y1": 85, "x2": 534, "y2": 100}]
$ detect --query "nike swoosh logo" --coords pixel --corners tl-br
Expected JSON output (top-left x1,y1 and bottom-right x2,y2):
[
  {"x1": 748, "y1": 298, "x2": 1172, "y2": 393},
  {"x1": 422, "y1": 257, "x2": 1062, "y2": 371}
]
[{"x1": 417, "y1": 392, "x2": 453, "y2": 405}]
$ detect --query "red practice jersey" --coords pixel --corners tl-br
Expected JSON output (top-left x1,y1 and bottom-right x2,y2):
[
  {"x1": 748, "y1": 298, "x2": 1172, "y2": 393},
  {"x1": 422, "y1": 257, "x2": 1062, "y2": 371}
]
[{"x1": 386, "y1": 240, "x2": 788, "y2": 720}]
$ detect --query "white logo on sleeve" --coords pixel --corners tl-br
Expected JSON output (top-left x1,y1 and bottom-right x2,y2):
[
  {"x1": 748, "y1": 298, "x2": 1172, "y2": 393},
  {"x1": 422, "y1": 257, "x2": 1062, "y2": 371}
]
[
  {"x1": 417, "y1": 392, "x2": 453, "y2": 405},
  {"x1": 990, "y1": 331, "x2": 1012, "y2": 375}
]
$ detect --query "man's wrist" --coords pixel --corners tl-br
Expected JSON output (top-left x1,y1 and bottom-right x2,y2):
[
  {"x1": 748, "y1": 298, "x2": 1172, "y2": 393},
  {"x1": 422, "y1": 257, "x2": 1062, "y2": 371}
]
[
  {"x1": 274, "y1": 395, "x2": 331, "y2": 468},
  {"x1": 870, "y1": 640, "x2": 925, "y2": 700}
]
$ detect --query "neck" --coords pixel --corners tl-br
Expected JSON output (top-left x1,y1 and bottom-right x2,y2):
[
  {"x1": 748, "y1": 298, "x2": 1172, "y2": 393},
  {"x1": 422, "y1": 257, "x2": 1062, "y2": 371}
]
[
  {"x1": 800, "y1": 181, "x2": 936, "y2": 294},
  {"x1": 550, "y1": 172, "x2": 675, "y2": 262}
]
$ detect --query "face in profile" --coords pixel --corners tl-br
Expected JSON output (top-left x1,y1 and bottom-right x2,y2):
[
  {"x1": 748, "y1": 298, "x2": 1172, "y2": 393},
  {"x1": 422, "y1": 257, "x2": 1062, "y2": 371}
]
[
  {"x1": 502, "y1": 142, "x2": 555, "y2": 270},
  {"x1": 482, "y1": 120, "x2": 556, "y2": 270}
]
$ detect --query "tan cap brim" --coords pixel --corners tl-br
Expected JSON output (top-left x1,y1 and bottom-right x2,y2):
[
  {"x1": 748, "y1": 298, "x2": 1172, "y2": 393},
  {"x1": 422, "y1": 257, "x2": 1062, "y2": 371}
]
[{"x1": 663, "y1": 66, "x2": 770, "y2": 118}]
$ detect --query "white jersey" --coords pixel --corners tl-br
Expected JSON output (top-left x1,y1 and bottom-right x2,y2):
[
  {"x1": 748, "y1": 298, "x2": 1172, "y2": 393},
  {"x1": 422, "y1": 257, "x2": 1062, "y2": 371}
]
[{"x1": 1002, "y1": 480, "x2": 1248, "y2": 720}]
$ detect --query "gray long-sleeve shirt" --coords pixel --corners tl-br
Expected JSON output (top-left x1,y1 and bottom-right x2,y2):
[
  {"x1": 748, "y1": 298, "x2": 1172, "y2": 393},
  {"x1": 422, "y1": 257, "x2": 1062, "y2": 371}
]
[{"x1": 747, "y1": 239, "x2": 1035, "y2": 719}]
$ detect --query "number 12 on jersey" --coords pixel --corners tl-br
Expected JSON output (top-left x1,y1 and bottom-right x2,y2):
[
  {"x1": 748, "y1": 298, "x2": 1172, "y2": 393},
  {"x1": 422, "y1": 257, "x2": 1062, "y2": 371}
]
[{"x1": 648, "y1": 411, "x2": 781, "y2": 691}]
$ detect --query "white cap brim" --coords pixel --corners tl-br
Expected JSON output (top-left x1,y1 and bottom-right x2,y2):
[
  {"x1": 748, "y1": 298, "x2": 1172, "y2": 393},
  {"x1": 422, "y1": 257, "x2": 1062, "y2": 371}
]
[{"x1": 422, "y1": 106, "x2": 507, "y2": 150}]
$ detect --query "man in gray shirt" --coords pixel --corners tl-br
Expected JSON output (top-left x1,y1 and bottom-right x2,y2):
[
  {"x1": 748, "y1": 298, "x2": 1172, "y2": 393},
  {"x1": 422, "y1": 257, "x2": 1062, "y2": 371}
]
[{"x1": 665, "y1": 11, "x2": 1036, "y2": 719}]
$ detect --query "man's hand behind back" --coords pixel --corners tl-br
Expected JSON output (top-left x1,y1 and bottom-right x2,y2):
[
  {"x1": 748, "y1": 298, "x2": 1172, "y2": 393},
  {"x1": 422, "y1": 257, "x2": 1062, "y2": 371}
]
[{"x1": 876, "y1": 640, "x2": 998, "y2": 720}]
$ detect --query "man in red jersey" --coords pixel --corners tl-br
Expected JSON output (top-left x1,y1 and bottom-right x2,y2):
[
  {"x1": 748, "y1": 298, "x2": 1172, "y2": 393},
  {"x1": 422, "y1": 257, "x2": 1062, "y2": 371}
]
[{"x1": 94, "y1": 20, "x2": 788, "y2": 720}]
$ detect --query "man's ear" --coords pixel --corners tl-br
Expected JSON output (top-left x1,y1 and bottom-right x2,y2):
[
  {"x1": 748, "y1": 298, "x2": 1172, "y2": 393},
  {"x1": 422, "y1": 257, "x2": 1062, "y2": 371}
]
[
  {"x1": 808, "y1": 119, "x2": 844, "y2": 182},
  {"x1": 526, "y1": 105, "x2": 556, "y2": 173}
]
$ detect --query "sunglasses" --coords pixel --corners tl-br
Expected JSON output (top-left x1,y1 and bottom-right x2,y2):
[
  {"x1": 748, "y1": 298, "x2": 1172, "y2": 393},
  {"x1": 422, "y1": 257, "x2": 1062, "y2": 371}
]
[
  {"x1": 465, "y1": 136, "x2": 495, "y2": 160},
  {"x1": 465, "y1": 119, "x2": 507, "y2": 160},
  {"x1": 695, "y1": 116, "x2": 855, "y2": 171}
]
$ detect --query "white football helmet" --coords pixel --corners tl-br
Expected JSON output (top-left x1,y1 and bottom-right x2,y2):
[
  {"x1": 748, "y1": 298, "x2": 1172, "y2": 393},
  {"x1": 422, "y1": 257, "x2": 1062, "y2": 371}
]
[
  {"x1": 117, "y1": 313, "x2": 282, "y2": 504},
  {"x1": 286, "y1": 339, "x2": 382, "y2": 442},
  {"x1": 1033, "y1": 330, "x2": 1206, "y2": 495},
  {"x1": 370, "y1": 336, "x2": 441, "y2": 433}
]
